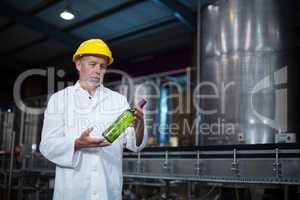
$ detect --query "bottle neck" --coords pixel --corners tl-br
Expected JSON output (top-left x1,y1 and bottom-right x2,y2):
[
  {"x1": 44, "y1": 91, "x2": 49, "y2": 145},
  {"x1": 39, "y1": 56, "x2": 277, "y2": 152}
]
[{"x1": 129, "y1": 107, "x2": 135, "y2": 112}]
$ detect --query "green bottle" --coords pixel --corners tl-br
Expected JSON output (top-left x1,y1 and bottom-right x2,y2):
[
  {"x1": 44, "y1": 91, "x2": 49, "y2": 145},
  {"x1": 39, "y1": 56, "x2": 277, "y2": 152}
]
[{"x1": 102, "y1": 99, "x2": 147, "y2": 143}]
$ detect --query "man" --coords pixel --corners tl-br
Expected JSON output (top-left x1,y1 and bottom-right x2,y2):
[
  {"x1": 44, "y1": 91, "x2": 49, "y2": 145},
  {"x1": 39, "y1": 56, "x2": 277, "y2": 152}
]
[{"x1": 39, "y1": 39, "x2": 147, "y2": 200}]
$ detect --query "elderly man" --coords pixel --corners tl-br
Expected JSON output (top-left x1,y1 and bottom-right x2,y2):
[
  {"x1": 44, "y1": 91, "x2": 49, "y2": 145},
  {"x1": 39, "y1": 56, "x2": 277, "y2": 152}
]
[{"x1": 39, "y1": 39, "x2": 147, "y2": 200}]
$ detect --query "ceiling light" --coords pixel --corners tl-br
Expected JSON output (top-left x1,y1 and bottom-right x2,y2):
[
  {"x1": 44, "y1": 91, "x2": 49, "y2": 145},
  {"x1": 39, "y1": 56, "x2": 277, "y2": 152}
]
[
  {"x1": 249, "y1": 118, "x2": 255, "y2": 124},
  {"x1": 60, "y1": 10, "x2": 75, "y2": 20}
]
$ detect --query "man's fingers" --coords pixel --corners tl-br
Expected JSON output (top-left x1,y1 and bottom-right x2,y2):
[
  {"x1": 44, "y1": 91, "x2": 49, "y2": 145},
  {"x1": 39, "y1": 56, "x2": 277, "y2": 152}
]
[
  {"x1": 86, "y1": 138, "x2": 110, "y2": 147},
  {"x1": 82, "y1": 127, "x2": 93, "y2": 136},
  {"x1": 80, "y1": 142, "x2": 111, "y2": 148},
  {"x1": 77, "y1": 143, "x2": 110, "y2": 148},
  {"x1": 89, "y1": 137, "x2": 105, "y2": 145},
  {"x1": 134, "y1": 111, "x2": 143, "y2": 121},
  {"x1": 134, "y1": 106, "x2": 143, "y2": 113}
]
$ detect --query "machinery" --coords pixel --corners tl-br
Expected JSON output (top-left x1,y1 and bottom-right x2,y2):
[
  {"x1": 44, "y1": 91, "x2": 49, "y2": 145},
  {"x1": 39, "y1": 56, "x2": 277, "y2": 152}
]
[{"x1": 199, "y1": 0, "x2": 298, "y2": 145}]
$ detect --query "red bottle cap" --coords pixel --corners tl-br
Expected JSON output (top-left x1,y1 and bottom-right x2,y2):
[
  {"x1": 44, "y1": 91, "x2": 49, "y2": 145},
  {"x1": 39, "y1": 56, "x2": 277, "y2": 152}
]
[{"x1": 137, "y1": 99, "x2": 147, "y2": 108}]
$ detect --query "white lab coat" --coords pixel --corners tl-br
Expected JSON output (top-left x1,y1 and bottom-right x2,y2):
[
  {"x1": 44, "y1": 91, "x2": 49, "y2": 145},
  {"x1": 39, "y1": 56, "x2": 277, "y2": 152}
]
[{"x1": 39, "y1": 81, "x2": 148, "y2": 200}]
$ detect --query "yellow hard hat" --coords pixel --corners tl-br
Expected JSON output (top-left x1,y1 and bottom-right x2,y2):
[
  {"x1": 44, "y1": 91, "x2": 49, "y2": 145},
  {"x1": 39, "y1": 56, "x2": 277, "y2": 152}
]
[{"x1": 73, "y1": 39, "x2": 114, "y2": 65}]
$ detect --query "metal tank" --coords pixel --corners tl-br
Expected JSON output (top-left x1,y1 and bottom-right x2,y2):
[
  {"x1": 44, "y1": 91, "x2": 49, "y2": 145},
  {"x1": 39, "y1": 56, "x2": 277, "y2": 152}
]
[
  {"x1": 0, "y1": 110, "x2": 15, "y2": 151},
  {"x1": 17, "y1": 97, "x2": 45, "y2": 149},
  {"x1": 199, "y1": 0, "x2": 298, "y2": 145}
]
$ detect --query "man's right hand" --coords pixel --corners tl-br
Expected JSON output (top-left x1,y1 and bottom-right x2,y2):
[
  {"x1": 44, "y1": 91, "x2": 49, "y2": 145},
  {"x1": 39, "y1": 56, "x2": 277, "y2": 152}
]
[{"x1": 75, "y1": 128, "x2": 110, "y2": 151}]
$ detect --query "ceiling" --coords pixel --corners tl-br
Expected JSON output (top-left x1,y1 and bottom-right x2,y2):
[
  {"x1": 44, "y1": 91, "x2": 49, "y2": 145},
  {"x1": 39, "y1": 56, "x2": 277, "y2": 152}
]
[{"x1": 0, "y1": 0, "x2": 217, "y2": 74}]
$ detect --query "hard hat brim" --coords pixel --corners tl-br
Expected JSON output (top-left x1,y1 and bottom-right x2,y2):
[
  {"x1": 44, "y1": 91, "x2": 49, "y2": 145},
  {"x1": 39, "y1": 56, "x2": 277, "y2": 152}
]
[{"x1": 73, "y1": 53, "x2": 113, "y2": 65}]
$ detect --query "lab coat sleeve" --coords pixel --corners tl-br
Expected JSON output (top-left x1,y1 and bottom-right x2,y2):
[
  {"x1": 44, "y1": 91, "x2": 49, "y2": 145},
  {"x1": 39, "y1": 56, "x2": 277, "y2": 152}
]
[
  {"x1": 39, "y1": 94, "x2": 81, "y2": 168},
  {"x1": 121, "y1": 96, "x2": 148, "y2": 152}
]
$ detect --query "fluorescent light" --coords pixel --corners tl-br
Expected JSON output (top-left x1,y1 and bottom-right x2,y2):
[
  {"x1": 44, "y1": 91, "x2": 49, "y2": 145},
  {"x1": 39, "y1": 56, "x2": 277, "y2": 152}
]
[{"x1": 60, "y1": 10, "x2": 75, "y2": 20}]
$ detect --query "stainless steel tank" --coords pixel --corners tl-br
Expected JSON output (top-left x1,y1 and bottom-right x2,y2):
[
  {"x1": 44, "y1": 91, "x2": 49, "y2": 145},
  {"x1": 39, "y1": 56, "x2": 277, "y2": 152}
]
[
  {"x1": 17, "y1": 98, "x2": 44, "y2": 148},
  {"x1": 0, "y1": 111, "x2": 15, "y2": 151},
  {"x1": 199, "y1": 0, "x2": 298, "y2": 145}
]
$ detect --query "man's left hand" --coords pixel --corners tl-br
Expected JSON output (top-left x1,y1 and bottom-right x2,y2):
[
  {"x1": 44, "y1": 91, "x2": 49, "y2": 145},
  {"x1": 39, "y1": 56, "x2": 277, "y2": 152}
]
[
  {"x1": 133, "y1": 106, "x2": 144, "y2": 146},
  {"x1": 133, "y1": 106, "x2": 144, "y2": 127}
]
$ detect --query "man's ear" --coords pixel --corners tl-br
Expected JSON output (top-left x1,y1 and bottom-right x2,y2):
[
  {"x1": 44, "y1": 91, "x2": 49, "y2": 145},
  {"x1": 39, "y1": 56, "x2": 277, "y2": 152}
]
[{"x1": 75, "y1": 59, "x2": 81, "y2": 72}]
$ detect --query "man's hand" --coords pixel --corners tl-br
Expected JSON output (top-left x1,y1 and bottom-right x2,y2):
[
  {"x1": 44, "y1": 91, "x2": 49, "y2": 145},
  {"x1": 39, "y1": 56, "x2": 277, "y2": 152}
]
[
  {"x1": 75, "y1": 128, "x2": 110, "y2": 151},
  {"x1": 133, "y1": 106, "x2": 144, "y2": 146}
]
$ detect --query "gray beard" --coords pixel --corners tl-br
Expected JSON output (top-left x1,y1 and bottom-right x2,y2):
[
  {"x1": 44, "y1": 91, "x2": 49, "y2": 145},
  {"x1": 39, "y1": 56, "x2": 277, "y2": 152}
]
[
  {"x1": 83, "y1": 78, "x2": 102, "y2": 87},
  {"x1": 87, "y1": 80, "x2": 101, "y2": 87}
]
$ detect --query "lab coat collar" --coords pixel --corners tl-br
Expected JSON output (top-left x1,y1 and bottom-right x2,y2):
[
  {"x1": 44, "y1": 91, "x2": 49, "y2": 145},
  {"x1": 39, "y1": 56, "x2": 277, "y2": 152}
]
[
  {"x1": 74, "y1": 80, "x2": 108, "y2": 102},
  {"x1": 74, "y1": 80, "x2": 105, "y2": 95}
]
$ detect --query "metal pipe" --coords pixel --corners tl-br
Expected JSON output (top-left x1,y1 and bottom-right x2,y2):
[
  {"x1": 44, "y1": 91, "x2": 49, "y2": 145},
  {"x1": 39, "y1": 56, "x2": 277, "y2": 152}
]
[
  {"x1": 7, "y1": 130, "x2": 16, "y2": 200},
  {"x1": 18, "y1": 106, "x2": 25, "y2": 145},
  {"x1": 195, "y1": 0, "x2": 202, "y2": 146}
]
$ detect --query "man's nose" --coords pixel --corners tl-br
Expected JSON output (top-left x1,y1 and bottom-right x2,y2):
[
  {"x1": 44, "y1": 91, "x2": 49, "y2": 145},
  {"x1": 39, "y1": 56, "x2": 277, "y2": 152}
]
[{"x1": 95, "y1": 65, "x2": 102, "y2": 74}]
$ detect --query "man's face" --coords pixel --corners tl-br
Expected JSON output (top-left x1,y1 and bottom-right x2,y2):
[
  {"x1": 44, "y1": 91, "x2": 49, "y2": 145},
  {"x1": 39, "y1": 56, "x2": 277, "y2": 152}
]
[{"x1": 75, "y1": 55, "x2": 109, "y2": 87}]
